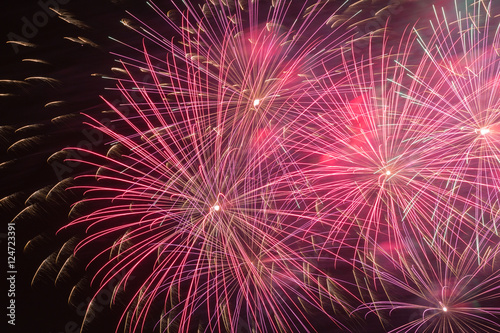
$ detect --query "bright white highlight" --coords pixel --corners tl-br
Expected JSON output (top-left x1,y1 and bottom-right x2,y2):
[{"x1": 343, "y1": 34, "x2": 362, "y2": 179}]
[
  {"x1": 442, "y1": 306, "x2": 448, "y2": 312},
  {"x1": 213, "y1": 204, "x2": 221, "y2": 211},
  {"x1": 480, "y1": 128, "x2": 490, "y2": 135},
  {"x1": 253, "y1": 99, "x2": 260, "y2": 107},
  {"x1": 385, "y1": 170, "x2": 391, "y2": 176}
]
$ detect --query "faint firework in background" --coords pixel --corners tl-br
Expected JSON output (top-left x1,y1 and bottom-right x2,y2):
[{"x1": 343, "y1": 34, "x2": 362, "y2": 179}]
[
  {"x1": 356, "y1": 226, "x2": 500, "y2": 333},
  {"x1": 2, "y1": 0, "x2": 500, "y2": 332}
]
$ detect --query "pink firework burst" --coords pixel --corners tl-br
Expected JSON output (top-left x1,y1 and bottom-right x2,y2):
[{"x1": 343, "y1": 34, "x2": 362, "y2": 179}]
[
  {"x1": 282, "y1": 27, "x2": 464, "y2": 260},
  {"x1": 283, "y1": 1, "x2": 500, "y2": 263},
  {"x1": 59, "y1": 1, "x2": 367, "y2": 332},
  {"x1": 108, "y1": 0, "x2": 360, "y2": 136},
  {"x1": 407, "y1": 0, "x2": 500, "y2": 236}
]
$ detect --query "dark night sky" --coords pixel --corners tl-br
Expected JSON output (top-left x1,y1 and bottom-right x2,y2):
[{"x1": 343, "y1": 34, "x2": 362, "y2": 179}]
[{"x1": 2, "y1": 2, "x2": 149, "y2": 332}]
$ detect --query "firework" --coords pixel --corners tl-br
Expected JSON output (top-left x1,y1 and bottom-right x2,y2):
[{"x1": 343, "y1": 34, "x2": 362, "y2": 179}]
[
  {"x1": 406, "y1": 0, "x2": 500, "y2": 236},
  {"x1": 58, "y1": 1, "x2": 369, "y2": 331},
  {"x1": 67, "y1": 94, "x2": 356, "y2": 331},
  {"x1": 356, "y1": 224, "x2": 500, "y2": 333},
  {"x1": 108, "y1": 0, "x2": 362, "y2": 136},
  {"x1": 281, "y1": 27, "x2": 456, "y2": 260},
  {"x1": 282, "y1": 1, "x2": 500, "y2": 263}
]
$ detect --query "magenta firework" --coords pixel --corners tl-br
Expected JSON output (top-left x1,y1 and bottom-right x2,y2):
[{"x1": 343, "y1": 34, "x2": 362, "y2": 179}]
[
  {"x1": 12, "y1": 0, "x2": 500, "y2": 332},
  {"x1": 283, "y1": 1, "x2": 500, "y2": 260},
  {"x1": 410, "y1": 1, "x2": 500, "y2": 237},
  {"x1": 284, "y1": 27, "x2": 451, "y2": 259},
  {"x1": 59, "y1": 0, "x2": 366, "y2": 332}
]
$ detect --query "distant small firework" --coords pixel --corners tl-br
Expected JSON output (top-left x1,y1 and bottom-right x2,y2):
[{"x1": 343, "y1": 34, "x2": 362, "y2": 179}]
[{"x1": 357, "y1": 226, "x2": 500, "y2": 333}]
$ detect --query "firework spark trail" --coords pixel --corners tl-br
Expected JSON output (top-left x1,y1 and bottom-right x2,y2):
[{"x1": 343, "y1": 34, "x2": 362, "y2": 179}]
[{"x1": 56, "y1": 1, "x2": 372, "y2": 332}]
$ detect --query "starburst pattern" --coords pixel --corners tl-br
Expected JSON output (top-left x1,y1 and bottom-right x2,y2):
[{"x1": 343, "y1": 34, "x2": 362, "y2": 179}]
[{"x1": 59, "y1": 0, "x2": 365, "y2": 331}]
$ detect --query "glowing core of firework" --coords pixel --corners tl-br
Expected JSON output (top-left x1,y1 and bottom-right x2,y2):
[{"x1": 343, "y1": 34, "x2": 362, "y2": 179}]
[{"x1": 479, "y1": 127, "x2": 490, "y2": 135}]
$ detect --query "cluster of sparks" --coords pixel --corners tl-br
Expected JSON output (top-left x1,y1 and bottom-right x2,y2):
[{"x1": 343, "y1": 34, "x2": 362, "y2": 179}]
[{"x1": 56, "y1": 0, "x2": 500, "y2": 332}]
